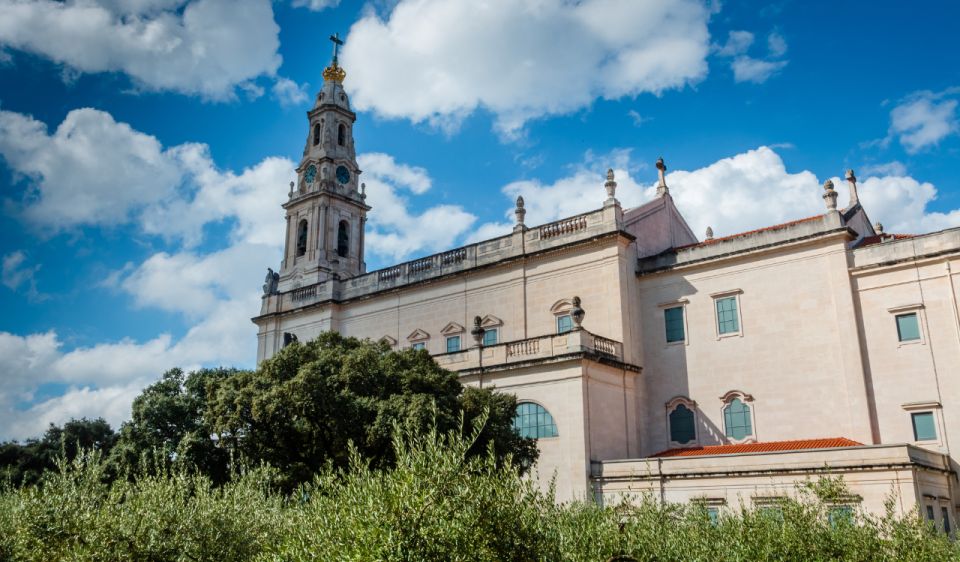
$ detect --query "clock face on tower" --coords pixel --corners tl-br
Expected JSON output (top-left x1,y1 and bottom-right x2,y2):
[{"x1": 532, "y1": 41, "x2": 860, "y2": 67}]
[
  {"x1": 336, "y1": 165, "x2": 350, "y2": 184},
  {"x1": 304, "y1": 165, "x2": 317, "y2": 184}
]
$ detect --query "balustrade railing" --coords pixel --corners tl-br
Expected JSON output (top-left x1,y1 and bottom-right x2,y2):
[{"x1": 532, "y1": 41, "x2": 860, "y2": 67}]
[
  {"x1": 506, "y1": 339, "x2": 540, "y2": 358},
  {"x1": 540, "y1": 215, "x2": 588, "y2": 239},
  {"x1": 291, "y1": 283, "x2": 322, "y2": 303},
  {"x1": 592, "y1": 334, "x2": 618, "y2": 356}
]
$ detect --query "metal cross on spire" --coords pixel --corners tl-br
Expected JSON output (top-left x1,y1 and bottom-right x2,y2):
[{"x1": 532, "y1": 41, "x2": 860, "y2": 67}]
[{"x1": 329, "y1": 33, "x2": 344, "y2": 65}]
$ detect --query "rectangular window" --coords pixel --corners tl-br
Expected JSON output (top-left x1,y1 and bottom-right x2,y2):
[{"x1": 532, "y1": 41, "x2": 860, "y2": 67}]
[
  {"x1": 943, "y1": 507, "x2": 952, "y2": 534},
  {"x1": 706, "y1": 507, "x2": 719, "y2": 525},
  {"x1": 482, "y1": 328, "x2": 498, "y2": 346},
  {"x1": 912, "y1": 411, "x2": 937, "y2": 441},
  {"x1": 715, "y1": 297, "x2": 739, "y2": 335},
  {"x1": 445, "y1": 335, "x2": 461, "y2": 353},
  {"x1": 411, "y1": 342, "x2": 426, "y2": 351},
  {"x1": 927, "y1": 505, "x2": 936, "y2": 521},
  {"x1": 828, "y1": 506, "x2": 854, "y2": 528},
  {"x1": 896, "y1": 312, "x2": 921, "y2": 342},
  {"x1": 556, "y1": 315, "x2": 573, "y2": 334},
  {"x1": 664, "y1": 306, "x2": 685, "y2": 343}
]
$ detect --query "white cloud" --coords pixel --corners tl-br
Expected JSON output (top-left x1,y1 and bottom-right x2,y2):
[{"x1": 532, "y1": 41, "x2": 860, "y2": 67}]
[
  {"x1": 715, "y1": 29, "x2": 788, "y2": 84},
  {"x1": 731, "y1": 56, "x2": 787, "y2": 84},
  {"x1": 358, "y1": 153, "x2": 476, "y2": 261},
  {"x1": 860, "y1": 161, "x2": 907, "y2": 177},
  {"x1": 715, "y1": 30, "x2": 754, "y2": 57},
  {"x1": 2, "y1": 250, "x2": 41, "y2": 297},
  {"x1": 290, "y1": 0, "x2": 340, "y2": 9},
  {"x1": 767, "y1": 31, "x2": 787, "y2": 58},
  {"x1": 341, "y1": 0, "x2": 712, "y2": 136},
  {"x1": 0, "y1": 0, "x2": 282, "y2": 100},
  {"x1": 888, "y1": 91, "x2": 959, "y2": 153},
  {"x1": 0, "y1": 108, "x2": 293, "y2": 246},
  {"x1": 627, "y1": 110, "x2": 651, "y2": 127},
  {"x1": 470, "y1": 146, "x2": 960, "y2": 246},
  {"x1": 0, "y1": 108, "x2": 183, "y2": 230},
  {"x1": 272, "y1": 77, "x2": 309, "y2": 106}
]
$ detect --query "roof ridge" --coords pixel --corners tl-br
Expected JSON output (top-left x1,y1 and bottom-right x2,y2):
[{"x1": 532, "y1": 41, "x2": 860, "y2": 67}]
[{"x1": 651, "y1": 437, "x2": 863, "y2": 458}]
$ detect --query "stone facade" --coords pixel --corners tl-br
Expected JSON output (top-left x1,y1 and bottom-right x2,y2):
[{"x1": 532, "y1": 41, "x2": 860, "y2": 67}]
[{"x1": 252, "y1": 62, "x2": 960, "y2": 526}]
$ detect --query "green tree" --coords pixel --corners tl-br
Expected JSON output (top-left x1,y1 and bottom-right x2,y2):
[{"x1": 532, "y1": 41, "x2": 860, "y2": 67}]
[
  {"x1": 109, "y1": 367, "x2": 238, "y2": 482},
  {"x1": 205, "y1": 331, "x2": 538, "y2": 488},
  {"x1": 0, "y1": 418, "x2": 117, "y2": 487}
]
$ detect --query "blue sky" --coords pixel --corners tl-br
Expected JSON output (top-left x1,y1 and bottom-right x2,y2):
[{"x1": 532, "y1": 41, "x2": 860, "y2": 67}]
[{"x1": 0, "y1": 0, "x2": 958, "y2": 440}]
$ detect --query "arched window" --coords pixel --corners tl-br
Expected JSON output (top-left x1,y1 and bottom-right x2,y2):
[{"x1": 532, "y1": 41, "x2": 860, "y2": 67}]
[
  {"x1": 669, "y1": 404, "x2": 696, "y2": 444},
  {"x1": 312, "y1": 123, "x2": 320, "y2": 146},
  {"x1": 513, "y1": 402, "x2": 558, "y2": 439},
  {"x1": 337, "y1": 220, "x2": 349, "y2": 257},
  {"x1": 723, "y1": 397, "x2": 753, "y2": 440},
  {"x1": 296, "y1": 219, "x2": 308, "y2": 257},
  {"x1": 337, "y1": 123, "x2": 346, "y2": 146}
]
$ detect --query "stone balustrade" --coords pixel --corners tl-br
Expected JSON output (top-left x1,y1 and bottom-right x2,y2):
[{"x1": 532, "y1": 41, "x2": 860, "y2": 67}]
[
  {"x1": 434, "y1": 329, "x2": 624, "y2": 372},
  {"x1": 264, "y1": 206, "x2": 623, "y2": 315}
]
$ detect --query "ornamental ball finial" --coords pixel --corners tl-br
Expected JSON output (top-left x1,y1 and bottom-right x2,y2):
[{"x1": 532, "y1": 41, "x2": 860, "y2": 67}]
[
  {"x1": 846, "y1": 169, "x2": 856, "y2": 182},
  {"x1": 516, "y1": 195, "x2": 525, "y2": 208},
  {"x1": 607, "y1": 168, "x2": 615, "y2": 181},
  {"x1": 705, "y1": 226, "x2": 714, "y2": 240},
  {"x1": 656, "y1": 156, "x2": 666, "y2": 171},
  {"x1": 823, "y1": 179, "x2": 835, "y2": 191}
]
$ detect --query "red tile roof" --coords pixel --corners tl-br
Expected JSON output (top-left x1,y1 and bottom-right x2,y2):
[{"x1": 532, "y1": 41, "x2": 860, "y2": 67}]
[
  {"x1": 651, "y1": 437, "x2": 863, "y2": 458},
  {"x1": 857, "y1": 233, "x2": 914, "y2": 248},
  {"x1": 675, "y1": 215, "x2": 823, "y2": 251}
]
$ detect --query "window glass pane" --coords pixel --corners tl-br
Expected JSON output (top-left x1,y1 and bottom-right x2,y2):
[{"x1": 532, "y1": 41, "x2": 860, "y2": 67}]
[
  {"x1": 446, "y1": 336, "x2": 460, "y2": 353},
  {"x1": 483, "y1": 328, "x2": 498, "y2": 346},
  {"x1": 912, "y1": 412, "x2": 937, "y2": 440},
  {"x1": 927, "y1": 505, "x2": 936, "y2": 521},
  {"x1": 557, "y1": 315, "x2": 573, "y2": 334},
  {"x1": 942, "y1": 507, "x2": 951, "y2": 534},
  {"x1": 512, "y1": 402, "x2": 559, "y2": 439},
  {"x1": 707, "y1": 507, "x2": 719, "y2": 525},
  {"x1": 665, "y1": 307, "x2": 685, "y2": 343},
  {"x1": 724, "y1": 398, "x2": 752, "y2": 440},
  {"x1": 669, "y1": 404, "x2": 696, "y2": 444},
  {"x1": 829, "y1": 506, "x2": 854, "y2": 528},
  {"x1": 716, "y1": 297, "x2": 739, "y2": 334},
  {"x1": 411, "y1": 342, "x2": 425, "y2": 351},
  {"x1": 896, "y1": 313, "x2": 921, "y2": 342}
]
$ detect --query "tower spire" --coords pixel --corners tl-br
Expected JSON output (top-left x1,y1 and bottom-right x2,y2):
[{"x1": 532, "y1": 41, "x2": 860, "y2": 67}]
[{"x1": 323, "y1": 33, "x2": 346, "y2": 83}]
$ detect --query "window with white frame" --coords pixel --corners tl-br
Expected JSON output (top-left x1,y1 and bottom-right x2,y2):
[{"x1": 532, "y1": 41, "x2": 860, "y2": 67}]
[
  {"x1": 407, "y1": 328, "x2": 430, "y2": 352},
  {"x1": 482, "y1": 328, "x2": 499, "y2": 346},
  {"x1": 902, "y1": 401, "x2": 942, "y2": 444},
  {"x1": 411, "y1": 342, "x2": 426, "y2": 351},
  {"x1": 711, "y1": 290, "x2": 743, "y2": 337},
  {"x1": 446, "y1": 335, "x2": 461, "y2": 353},
  {"x1": 666, "y1": 397, "x2": 698, "y2": 446},
  {"x1": 556, "y1": 314, "x2": 573, "y2": 334},
  {"x1": 550, "y1": 298, "x2": 577, "y2": 334},
  {"x1": 721, "y1": 391, "x2": 755, "y2": 442},
  {"x1": 889, "y1": 304, "x2": 925, "y2": 345}
]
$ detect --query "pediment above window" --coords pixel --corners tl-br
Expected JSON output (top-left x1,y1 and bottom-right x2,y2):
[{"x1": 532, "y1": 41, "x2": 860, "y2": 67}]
[
  {"x1": 440, "y1": 322, "x2": 465, "y2": 336},
  {"x1": 550, "y1": 298, "x2": 574, "y2": 314},
  {"x1": 378, "y1": 335, "x2": 397, "y2": 347},
  {"x1": 407, "y1": 329, "x2": 430, "y2": 342},
  {"x1": 719, "y1": 390, "x2": 754, "y2": 403},
  {"x1": 665, "y1": 395, "x2": 698, "y2": 410},
  {"x1": 479, "y1": 314, "x2": 503, "y2": 329}
]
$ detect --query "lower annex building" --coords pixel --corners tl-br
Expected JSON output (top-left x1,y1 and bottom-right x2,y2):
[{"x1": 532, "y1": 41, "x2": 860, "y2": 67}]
[{"x1": 253, "y1": 51, "x2": 960, "y2": 526}]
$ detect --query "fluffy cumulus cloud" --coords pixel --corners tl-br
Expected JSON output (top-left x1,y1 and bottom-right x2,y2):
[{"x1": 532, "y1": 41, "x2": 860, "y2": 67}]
[
  {"x1": 341, "y1": 0, "x2": 712, "y2": 135},
  {"x1": 471, "y1": 146, "x2": 960, "y2": 243},
  {"x1": 2, "y1": 250, "x2": 41, "y2": 298},
  {"x1": 359, "y1": 152, "x2": 477, "y2": 261},
  {"x1": 887, "y1": 89, "x2": 959, "y2": 153},
  {"x1": 0, "y1": 0, "x2": 284, "y2": 99}
]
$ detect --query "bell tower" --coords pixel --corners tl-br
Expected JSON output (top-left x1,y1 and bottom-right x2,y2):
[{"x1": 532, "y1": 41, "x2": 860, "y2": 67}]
[{"x1": 279, "y1": 33, "x2": 369, "y2": 288}]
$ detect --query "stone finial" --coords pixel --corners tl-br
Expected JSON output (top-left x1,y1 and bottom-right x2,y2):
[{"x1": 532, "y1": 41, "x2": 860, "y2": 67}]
[
  {"x1": 656, "y1": 156, "x2": 669, "y2": 197},
  {"x1": 874, "y1": 221, "x2": 884, "y2": 234},
  {"x1": 514, "y1": 196, "x2": 526, "y2": 231},
  {"x1": 288, "y1": 181, "x2": 295, "y2": 197},
  {"x1": 604, "y1": 168, "x2": 618, "y2": 206},
  {"x1": 845, "y1": 169, "x2": 859, "y2": 207},
  {"x1": 822, "y1": 179, "x2": 838, "y2": 211},
  {"x1": 705, "y1": 226, "x2": 714, "y2": 240},
  {"x1": 360, "y1": 182, "x2": 367, "y2": 200}
]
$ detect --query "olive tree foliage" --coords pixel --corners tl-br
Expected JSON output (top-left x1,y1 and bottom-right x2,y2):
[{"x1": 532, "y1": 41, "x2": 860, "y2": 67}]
[
  {"x1": 205, "y1": 331, "x2": 538, "y2": 488},
  {"x1": 1, "y1": 425, "x2": 957, "y2": 562}
]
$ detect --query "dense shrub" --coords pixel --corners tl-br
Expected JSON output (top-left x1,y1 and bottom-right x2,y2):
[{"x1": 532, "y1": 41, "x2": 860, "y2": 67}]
[{"x1": 1, "y1": 424, "x2": 957, "y2": 561}]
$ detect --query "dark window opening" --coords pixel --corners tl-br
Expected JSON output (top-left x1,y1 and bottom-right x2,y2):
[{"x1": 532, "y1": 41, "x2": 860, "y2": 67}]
[
  {"x1": 338, "y1": 123, "x2": 346, "y2": 146},
  {"x1": 312, "y1": 123, "x2": 320, "y2": 146},
  {"x1": 283, "y1": 332, "x2": 298, "y2": 347},
  {"x1": 337, "y1": 220, "x2": 349, "y2": 257},
  {"x1": 296, "y1": 219, "x2": 308, "y2": 257}
]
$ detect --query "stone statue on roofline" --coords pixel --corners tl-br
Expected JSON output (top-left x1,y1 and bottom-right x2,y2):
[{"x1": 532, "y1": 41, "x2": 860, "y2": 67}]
[{"x1": 263, "y1": 267, "x2": 280, "y2": 295}]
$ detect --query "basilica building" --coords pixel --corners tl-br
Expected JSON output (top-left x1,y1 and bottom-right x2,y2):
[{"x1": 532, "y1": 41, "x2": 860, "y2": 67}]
[{"x1": 253, "y1": 50, "x2": 960, "y2": 525}]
